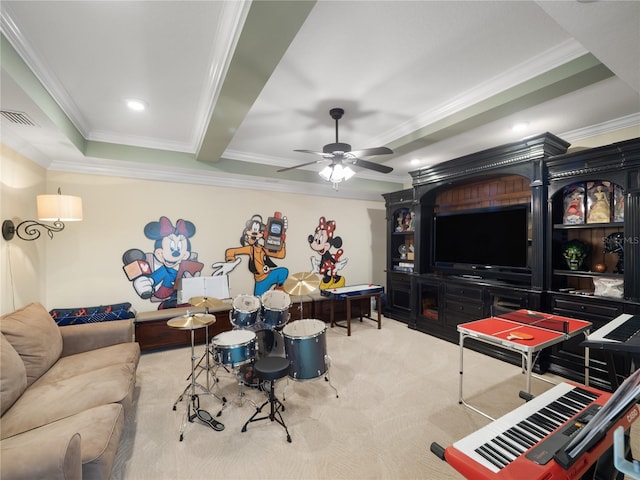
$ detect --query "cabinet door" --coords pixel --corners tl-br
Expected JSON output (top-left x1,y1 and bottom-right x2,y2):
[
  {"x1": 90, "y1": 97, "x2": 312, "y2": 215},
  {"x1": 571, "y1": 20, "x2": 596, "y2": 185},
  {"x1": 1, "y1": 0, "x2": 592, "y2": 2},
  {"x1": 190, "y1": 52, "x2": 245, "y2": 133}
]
[
  {"x1": 385, "y1": 272, "x2": 414, "y2": 322},
  {"x1": 441, "y1": 282, "x2": 484, "y2": 331}
]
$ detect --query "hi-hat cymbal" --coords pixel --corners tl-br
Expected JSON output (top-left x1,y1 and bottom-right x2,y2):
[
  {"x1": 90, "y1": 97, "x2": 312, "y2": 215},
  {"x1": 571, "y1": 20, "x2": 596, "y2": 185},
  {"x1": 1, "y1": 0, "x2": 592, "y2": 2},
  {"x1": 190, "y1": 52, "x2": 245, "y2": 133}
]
[
  {"x1": 167, "y1": 313, "x2": 216, "y2": 330},
  {"x1": 188, "y1": 296, "x2": 222, "y2": 309},
  {"x1": 283, "y1": 272, "x2": 321, "y2": 296}
]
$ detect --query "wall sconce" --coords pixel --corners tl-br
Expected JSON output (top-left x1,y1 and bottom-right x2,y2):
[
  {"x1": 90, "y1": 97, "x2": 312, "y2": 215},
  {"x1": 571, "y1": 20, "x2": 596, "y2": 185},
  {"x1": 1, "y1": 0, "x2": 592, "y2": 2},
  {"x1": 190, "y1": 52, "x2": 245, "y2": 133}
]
[
  {"x1": 2, "y1": 188, "x2": 83, "y2": 241},
  {"x1": 319, "y1": 163, "x2": 355, "y2": 189}
]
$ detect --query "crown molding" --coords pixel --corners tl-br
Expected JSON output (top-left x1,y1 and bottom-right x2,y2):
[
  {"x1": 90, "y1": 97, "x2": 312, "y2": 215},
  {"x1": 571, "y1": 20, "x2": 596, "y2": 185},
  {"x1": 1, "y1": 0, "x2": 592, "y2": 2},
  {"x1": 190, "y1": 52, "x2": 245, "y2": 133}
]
[
  {"x1": 559, "y1": 112, "x2": 640, "y2": 143},
  {"x1": 47, "y1": 156, "x2": 394, "y2": 202},
  {"x1": 379, "y1": 39, "x2": 588, "y2": 145},
  {"x1": 1, "y1": 5, "x2": 89, "y2": 137}
]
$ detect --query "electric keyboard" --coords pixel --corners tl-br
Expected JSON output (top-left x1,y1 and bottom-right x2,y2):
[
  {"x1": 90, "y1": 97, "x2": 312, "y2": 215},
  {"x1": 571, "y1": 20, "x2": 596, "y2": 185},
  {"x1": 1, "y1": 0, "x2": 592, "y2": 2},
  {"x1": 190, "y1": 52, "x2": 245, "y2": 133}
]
[
  {"x1": 586, "y1": 314, "x2": 640, "y2": 343},
  {"x1": 439, "y1": 382, "x2": 640, "y2": 480}
]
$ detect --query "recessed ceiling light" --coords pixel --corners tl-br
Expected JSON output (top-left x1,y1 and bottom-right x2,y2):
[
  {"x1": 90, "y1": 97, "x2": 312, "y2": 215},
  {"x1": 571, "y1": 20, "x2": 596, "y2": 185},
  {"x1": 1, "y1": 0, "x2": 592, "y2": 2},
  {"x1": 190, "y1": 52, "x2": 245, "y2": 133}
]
[
  {"x1": 512, "y1": 122, "x2": 529, "y2": 132},
  {"x1": 410, "y1": 159, "x2": 421, "y2": 165},
  {"x1": 126, "y1": 99, "x2": 147, "y2": 111}
]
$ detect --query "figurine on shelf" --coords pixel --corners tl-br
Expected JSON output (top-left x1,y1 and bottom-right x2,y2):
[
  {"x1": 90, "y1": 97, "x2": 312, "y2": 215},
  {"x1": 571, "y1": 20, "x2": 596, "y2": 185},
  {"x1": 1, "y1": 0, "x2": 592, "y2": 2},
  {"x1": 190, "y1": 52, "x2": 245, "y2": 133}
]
[
  {"x1": 395, "y1": 210, "x2": 405, "y2": 232},
  {"x1": 562, "y1": 184, "x2": 585, "y2": 225},
  {"x1": 562, "y1": 239, "x2": 590, "y2": 271},
  {"x1": 604, "y1": 231, "x2": 624, "y2": 274},
  {"x1": 403, "y1": 211, "x2": 413, "y2": 231},
  {"x1": 407, "y1": 211, "x2": 415, "y2": 231},
  {"x1": 614, "y1": 184, "x2": 625, "y2": 222},
  {"x1": 587, "y1": 182, "x2": 611, "y2": 223}
]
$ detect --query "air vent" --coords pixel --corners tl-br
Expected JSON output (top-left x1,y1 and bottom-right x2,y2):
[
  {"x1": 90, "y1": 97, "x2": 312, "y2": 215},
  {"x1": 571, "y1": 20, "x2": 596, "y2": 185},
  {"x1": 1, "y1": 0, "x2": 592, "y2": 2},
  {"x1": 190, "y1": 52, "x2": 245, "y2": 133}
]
[{"x1": 1, "y1": 110, "x2": 37, "y2": 126}]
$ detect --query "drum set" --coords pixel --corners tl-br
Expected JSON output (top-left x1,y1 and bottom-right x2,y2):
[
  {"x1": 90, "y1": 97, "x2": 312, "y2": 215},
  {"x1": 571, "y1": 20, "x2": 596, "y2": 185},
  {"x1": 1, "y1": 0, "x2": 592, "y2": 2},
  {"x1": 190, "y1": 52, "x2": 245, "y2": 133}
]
[
  {"x1": 211, "y1": 286, "x2": 337, "y2": 397},
  {"x1": 169, "y1": 273, "x2": 338, "y2": 441}
]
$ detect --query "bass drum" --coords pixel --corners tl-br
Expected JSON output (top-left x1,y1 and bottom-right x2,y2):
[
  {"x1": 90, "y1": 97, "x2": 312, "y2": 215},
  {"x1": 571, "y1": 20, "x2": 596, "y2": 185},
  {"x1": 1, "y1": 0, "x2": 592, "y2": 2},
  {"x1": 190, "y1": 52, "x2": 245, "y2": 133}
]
[
  {"x1": 229, "y1": 294, "x2": 261, "y2": 328},
  {"x1": 238, "y1": 328, "x2": 285, "y2": 387},
  {"x1": 282, "y1": 319, "x2": 328, "y2": 381},
  {"x1": 261, "y1": 289, "x2": 291, "y2": 329}
]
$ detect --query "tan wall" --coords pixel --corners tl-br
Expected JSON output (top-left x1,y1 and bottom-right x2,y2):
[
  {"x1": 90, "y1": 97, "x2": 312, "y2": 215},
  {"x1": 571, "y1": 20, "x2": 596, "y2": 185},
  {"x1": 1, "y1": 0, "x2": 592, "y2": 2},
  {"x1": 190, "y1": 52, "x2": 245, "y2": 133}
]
[
  {"x1": 1, "y1": 145, "x2": 47, "y2": 313},
  {"x1": 3, "y1": 128, "x2": 638, "y2": 315},
  {"x1": 1, "y1": 149, "x2": 386, "y2": 314},
  {"x1": 567, "y1": 126, "x2": 640, "y2": 151}
]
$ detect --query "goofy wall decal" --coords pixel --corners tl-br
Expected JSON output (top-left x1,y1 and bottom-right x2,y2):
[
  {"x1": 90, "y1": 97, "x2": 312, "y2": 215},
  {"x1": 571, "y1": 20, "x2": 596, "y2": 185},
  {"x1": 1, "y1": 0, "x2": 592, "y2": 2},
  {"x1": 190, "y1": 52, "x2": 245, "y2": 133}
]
[
  {"x1": 123, "y1": 216, "x2": 203, "y2": 309},
  {"x1": 308, "y1": 216, "x2": 348, "y2": 290},
  {"x1": 212, "y1": 212, "x2": 289, "y2": 296}
]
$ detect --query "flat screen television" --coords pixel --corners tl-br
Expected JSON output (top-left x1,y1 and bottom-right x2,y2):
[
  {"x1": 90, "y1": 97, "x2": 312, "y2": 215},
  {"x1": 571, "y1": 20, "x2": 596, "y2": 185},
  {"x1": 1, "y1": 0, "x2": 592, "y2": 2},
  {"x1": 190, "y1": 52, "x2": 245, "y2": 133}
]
[{"x1": 433, "y1": 204, "x2": 530, "y2": 275}]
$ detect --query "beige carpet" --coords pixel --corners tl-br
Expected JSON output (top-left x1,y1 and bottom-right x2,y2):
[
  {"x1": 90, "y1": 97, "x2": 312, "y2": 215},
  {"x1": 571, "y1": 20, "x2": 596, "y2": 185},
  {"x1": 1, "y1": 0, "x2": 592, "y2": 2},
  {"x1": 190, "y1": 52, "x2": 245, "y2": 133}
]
[{"x1": 112, "y1": 316, "x2": 639, "y2": 479}]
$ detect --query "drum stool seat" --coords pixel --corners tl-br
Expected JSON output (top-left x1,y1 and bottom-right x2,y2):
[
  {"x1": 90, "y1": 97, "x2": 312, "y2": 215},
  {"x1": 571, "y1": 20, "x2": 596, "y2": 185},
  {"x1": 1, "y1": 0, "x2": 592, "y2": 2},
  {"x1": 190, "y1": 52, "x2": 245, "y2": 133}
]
[{"x1": 241, "y1": 356, "x2": 292, "y2": 442}]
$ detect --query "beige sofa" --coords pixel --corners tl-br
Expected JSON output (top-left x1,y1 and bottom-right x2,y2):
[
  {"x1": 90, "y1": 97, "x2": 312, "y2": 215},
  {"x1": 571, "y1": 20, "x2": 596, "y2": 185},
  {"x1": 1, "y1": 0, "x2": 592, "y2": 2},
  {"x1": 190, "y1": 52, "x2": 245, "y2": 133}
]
[{"x1": 0, "y1": 303, "x2": 140, "y2": 480}]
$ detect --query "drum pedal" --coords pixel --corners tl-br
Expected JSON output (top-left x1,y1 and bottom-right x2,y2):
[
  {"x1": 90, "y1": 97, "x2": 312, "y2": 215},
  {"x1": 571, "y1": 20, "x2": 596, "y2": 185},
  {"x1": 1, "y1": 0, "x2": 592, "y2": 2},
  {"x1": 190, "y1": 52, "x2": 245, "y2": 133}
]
[{"x1": 195, "y1": 408, "x2": 225, "y2": 432}]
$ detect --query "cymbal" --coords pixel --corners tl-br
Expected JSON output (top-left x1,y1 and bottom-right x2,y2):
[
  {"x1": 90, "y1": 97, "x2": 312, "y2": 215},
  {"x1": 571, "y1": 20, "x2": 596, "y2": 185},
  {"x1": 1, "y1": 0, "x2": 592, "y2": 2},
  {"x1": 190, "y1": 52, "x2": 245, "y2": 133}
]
[
  {"x1": 283, "y1": 272, "x2": 320, "y2": 296},
  {"x1": 188, "y1": 296, "x2": 222, "y2": 309},
  {"x1": 167, "y1": 313, "x2": 216, "y2": 330}
]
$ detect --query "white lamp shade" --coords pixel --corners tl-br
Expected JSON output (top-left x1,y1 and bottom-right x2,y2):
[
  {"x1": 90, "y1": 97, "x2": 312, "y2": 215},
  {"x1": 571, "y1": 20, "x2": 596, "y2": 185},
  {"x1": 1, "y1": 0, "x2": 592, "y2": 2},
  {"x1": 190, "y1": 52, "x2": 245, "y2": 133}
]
[
  {"x1": 319, "y1": 164, "x2": 356, "y2": 183},
  {"x1": 37, "y1": 194, "x2": 83, "y2": 221},
  {"x1": 342, "y1": 166, "x2": 355, "y2": 180},
  {"x1": 319, "y1": 165, "x2": 333, "y2": 181}
]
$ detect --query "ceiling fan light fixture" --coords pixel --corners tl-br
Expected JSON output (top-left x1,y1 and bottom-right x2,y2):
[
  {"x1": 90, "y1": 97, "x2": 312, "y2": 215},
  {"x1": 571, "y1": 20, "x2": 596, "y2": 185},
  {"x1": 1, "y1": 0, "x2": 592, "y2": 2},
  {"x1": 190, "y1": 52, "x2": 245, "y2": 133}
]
[{"x1": 319, "y1": 164, "x2": 355, "y2": 184}]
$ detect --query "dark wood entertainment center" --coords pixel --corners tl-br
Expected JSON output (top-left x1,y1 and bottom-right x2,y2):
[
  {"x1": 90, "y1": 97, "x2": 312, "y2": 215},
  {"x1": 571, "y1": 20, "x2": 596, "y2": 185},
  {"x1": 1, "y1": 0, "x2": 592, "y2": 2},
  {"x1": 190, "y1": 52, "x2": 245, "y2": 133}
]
[{"x1": 383, "y1": 133, "x2": 640, "y2": 391}]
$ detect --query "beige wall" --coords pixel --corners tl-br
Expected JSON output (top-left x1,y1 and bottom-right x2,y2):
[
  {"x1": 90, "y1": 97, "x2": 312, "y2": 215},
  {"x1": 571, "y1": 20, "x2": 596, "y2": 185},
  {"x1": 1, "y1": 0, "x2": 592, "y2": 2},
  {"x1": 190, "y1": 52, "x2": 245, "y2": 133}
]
[
  {"x1": 3, "y1": 128, "x2": 638, "y2": 315},
  {"x1": 1, "y1": 145, "x2": 47, "y2": 313},
  {"x1": 1, "y1": 148, "x2": 387, "y2": 314}
]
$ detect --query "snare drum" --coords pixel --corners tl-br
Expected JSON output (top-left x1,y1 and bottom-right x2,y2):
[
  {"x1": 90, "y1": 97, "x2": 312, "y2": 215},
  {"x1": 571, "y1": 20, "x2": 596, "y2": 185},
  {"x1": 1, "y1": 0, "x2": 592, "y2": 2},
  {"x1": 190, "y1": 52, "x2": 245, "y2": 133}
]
[
  {"x1": 229, "y1": 294, "x2": 261, "y2": 328},
  {"x1": 261, "y1": 289, "x2": 291, "y2": 329},
  {"x1": 212, "y1": 330, "x2": 256, "y2": 367},
  {"x1": 282, "y1": 319, "x2": 327, "y2": 380}
]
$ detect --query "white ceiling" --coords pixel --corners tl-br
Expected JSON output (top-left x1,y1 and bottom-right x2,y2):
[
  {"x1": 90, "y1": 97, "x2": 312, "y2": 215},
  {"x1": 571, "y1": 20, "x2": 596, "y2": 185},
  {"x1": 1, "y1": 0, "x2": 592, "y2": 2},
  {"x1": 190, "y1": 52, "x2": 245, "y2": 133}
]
[{"x1": 1, "y1": 1, "x2": 639, "y2": 201}]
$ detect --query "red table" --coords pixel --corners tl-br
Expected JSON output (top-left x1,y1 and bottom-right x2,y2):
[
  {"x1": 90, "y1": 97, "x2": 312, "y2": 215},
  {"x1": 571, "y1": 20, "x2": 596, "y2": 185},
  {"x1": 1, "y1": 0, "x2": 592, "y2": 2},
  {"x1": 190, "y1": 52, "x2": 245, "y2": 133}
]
[{"x1": 458, "y1": 310, "x2": 592, "y2": 419}]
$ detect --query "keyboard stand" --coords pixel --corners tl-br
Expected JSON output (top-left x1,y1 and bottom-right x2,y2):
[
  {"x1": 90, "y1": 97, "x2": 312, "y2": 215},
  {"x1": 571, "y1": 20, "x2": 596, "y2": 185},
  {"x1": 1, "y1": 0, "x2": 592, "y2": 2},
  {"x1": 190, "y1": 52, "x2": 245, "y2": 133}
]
[{"x1": 581, "y1": 337, "x2": 640, "y2": 389}]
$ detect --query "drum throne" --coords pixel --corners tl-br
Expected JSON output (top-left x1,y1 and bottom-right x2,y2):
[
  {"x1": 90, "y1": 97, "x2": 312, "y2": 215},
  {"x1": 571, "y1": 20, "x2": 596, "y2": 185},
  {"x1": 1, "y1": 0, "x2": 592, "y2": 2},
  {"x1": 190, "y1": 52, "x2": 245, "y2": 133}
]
[{"x1": 241, "y1": 356, "x2": 292, "y2": 442}]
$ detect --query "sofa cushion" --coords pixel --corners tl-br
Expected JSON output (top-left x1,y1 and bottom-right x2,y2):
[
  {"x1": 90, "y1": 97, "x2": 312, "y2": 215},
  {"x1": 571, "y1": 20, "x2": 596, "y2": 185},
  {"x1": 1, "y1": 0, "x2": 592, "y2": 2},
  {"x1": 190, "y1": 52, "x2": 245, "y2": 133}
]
[
  {"x1": 1, "y1": 404, "x2": 123, "y2": 480},
  {"x1": 32, "y1": 342, "x2": 140, "y2": 388},
  {"x1": 0, "y1": 363, "x2": 135, "y2": 439},
  {"x1": 0, "y1": 333, "x2": 27, "y2": 416},
  {"x1": 0, "y1": 303, "x2": 63, "y2": 386}
]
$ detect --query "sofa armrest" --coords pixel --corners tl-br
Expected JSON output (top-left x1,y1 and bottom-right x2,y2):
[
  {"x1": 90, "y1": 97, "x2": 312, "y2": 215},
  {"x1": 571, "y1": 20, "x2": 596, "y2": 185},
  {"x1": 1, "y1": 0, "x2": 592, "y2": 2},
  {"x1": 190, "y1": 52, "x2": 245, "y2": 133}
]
[
  {"x1": 60, "y1": 319, "x2": 134, "y2": 357},
  {"x1": 0, "y1": 431, "x2": 82, "y2": 480}
]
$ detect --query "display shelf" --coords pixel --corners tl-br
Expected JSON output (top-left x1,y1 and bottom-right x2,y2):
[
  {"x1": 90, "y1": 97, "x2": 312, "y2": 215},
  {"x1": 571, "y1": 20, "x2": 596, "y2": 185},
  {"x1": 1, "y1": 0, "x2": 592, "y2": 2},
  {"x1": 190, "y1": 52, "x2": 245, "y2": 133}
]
[
  {"x1": 553, "y1": 222, "x2": 621, "y2": 230},
  {"x1": 553, "y1": 270, "x2": 624, "y2": 278}
]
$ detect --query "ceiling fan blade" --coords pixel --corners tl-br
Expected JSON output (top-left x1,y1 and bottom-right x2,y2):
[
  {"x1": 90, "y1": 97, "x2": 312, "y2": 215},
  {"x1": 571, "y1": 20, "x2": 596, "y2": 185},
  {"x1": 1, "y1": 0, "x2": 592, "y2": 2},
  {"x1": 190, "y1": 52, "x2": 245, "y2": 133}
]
[
  {"x1": 277, "y1": 159, "x2": 325, "y2": 173},
  {"x1": 294, "y1": 149, "x2": 334, "y2": 157},
  {"x1": 350, "y1": 157, "x2": 394, "y2": 174},
  {"x1": 348, "y1": 146, "x2": 393, "y2": 157}
]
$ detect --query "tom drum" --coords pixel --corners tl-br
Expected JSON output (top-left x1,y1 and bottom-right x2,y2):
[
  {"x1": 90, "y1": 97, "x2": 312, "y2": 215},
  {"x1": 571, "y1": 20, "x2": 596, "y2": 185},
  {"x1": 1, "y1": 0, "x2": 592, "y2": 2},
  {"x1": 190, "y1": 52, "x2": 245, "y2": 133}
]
[
  {"x1": 282, "y1": 319, "x2": 328, "y2": 380},
  {"x1": 212, "y1": 330, "x2": 256, "y2": 367},
  {"x1": 230, "y1": 294, "x2": 261, "y2": 328},
  {"x1": 261, "y1": 289, "x2": 291, "y2": 329}
]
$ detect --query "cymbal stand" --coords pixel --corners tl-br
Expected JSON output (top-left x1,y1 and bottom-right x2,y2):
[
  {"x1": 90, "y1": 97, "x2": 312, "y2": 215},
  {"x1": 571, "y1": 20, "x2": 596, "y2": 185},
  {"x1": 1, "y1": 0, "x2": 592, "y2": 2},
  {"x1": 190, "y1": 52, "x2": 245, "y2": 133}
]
[
  {"x1": 173, "y1": 325, "x2": 225, "y2": 441},
  {"x1": 172, "y1": 323, "x2": 226, "y2": 409}
]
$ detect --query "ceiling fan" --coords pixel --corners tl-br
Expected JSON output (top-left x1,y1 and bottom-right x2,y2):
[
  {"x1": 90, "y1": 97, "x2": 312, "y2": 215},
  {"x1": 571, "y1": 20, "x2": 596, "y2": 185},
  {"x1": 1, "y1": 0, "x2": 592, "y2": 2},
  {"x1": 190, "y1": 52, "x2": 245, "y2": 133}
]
[{"x1": 278, "y1": 108, "x2": 393, "y2": 185}]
